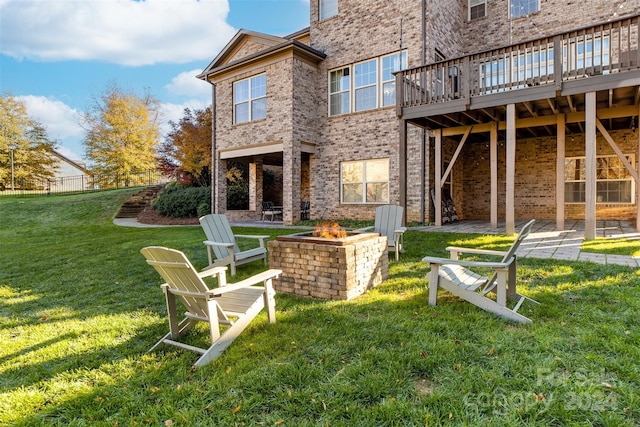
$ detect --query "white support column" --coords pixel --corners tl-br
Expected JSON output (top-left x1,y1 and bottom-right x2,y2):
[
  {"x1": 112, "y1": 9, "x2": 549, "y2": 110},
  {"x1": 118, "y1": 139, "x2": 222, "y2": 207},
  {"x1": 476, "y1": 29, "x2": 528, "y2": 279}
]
[
  {"x1": 585, "y1": 92, "x2": 597, "y2": 240},
  {"x1": 637, "y1": 103, "x2": 640, "y2": 232},
  {"x1": 490, "y1": 121, "x2": 498, "y2": 229},
  {"x1": 556, "y1": 114, "x2": 565, "y2": 231},
  {"x1": 506, "y1": 104, "x2": 516, "y2": 234},
  {"x1": 435, "y1": 129, "x2": 442, "y2": 226}
]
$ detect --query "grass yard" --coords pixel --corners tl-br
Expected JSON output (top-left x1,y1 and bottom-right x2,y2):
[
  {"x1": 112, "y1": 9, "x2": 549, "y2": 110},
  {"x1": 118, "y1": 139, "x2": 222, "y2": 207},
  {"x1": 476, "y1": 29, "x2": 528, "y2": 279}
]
[{"x1": 1, "y1": 190, "x2": 639, "y2": 426}]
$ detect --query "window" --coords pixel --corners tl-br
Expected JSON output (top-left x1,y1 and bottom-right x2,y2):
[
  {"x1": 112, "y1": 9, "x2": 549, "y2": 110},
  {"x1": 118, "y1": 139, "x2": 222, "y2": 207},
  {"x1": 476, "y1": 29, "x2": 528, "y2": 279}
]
[
  {"x1": 381, "y1": 52, "x2": 407, "y2": 107},
  {"x1": 234, "y1": 74, "x2": 266, "y2": 124},
  {"x1": 469, "y1": 0, "x2": 486, "y2": 20},
  {"x1": 320, "y1": 0, "x2": 337, "y2": 20},
  {"x1": 329, "y1": 67, "x2": 350, "y2": 116},
  {"x1": 328, "y1": 51, "x2": 407, "y2": 116},
  {"x1": 565, "y1": 155, "x2": 635, "y2": 203},
  {"x1": 354, "y1": 59, "x2": 377, "y2": 112},
  {"x1": 341, "y1": 159, "x2": 389, "y2": 204},
  {"x1": 511, "y1": 0, "x2": 538, "y2": 18}
]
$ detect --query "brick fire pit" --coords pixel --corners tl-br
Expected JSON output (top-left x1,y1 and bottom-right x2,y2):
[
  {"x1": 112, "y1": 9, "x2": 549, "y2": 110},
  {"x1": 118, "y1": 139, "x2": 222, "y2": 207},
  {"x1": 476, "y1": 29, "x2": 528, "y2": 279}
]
[{"x1": 267, "y1": 231, "x2": 388, "y2": 300}]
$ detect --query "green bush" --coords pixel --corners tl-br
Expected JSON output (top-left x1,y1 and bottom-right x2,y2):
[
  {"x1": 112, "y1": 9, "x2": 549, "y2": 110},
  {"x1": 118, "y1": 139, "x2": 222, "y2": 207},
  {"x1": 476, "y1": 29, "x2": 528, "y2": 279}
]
[{"x1": 152, "y1": 184, "x2": 211, "y2": 218}]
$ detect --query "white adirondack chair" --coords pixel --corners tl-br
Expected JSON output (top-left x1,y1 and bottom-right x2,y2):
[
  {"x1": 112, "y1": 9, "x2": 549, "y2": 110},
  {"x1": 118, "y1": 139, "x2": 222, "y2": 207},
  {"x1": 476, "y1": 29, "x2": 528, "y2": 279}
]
[
  {"x1": 422, "y1": 219, "x2": 538, "y2": 323},
  {"x1": 141, "y1": 246, "x2": 281, "y2": 367},
  {"x1": 199, "y1": 214, "x2": 269, "y2": 275},
  {"x1": 358, "y1": 205, "x2": 407, "y2": 261}
]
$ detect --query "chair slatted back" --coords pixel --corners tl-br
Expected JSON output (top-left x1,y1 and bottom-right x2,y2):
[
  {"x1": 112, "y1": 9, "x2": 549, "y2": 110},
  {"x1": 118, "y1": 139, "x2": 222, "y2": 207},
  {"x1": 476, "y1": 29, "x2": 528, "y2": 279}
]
[
  {"x1": 500, "y1": 219, "x2": 535, "y2": 263},
  {"x1": 141, "y1": 246, "x2": 211, "y2": 319},
  {"x1": 374, "y1": 205, "x2": 404, "y2": 244},
  {"x1": 199, "y1": 214, "x2": 240, "y2": 261}
]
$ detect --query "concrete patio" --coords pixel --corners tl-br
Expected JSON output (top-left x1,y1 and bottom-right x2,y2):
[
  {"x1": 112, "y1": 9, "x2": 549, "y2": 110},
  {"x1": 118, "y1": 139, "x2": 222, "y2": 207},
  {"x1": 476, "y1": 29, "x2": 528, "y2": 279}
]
[{"x1": 416, "y1": 219, "x2": 640, "y2": 267}]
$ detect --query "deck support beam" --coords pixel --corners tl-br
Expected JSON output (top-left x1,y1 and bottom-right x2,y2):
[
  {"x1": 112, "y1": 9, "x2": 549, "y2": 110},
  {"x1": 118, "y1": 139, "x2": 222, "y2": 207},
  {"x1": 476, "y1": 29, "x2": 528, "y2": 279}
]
[
  {"x1": 556, "y1": 114, "x2": 565, "y2": 230},
  {"x1": 399, "y1": 119, "x2": 407, "y2": 224},
  {"x1": 506, "y1": 104, "x2": 516, "y2": 234},
  {"x1": 585, "y1": 92, "x2": 597, "y2": 240},
  {"x1": 434, "y1": 129, "x2": 442, "y2": 226},
  {"x1": 490, "y1": 121, "x2": 498, "y2": 228}
]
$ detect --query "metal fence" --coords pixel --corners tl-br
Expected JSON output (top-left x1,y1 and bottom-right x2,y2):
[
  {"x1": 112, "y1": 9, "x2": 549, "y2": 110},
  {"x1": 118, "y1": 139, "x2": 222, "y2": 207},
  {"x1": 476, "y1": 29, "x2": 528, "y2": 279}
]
[{"x1": 0, "y1": 169, "x2": 169, "y2": 197}]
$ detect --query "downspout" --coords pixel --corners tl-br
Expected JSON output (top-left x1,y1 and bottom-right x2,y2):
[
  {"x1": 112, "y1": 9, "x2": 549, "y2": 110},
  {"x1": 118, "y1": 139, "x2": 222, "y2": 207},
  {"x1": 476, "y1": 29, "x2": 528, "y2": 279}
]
[
  {"x1": 204, "y1": 78, "x2": 217, "y2": 214},
  {"x1": 421, "y1": 0, "x2": 427, "y2": 223}
]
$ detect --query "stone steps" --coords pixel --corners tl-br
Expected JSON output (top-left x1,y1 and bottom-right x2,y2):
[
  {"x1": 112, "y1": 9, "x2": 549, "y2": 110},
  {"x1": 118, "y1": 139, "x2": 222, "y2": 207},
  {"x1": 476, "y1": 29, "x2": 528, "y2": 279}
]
[{"x1": 115, "y1": 185, "x2": 164, "y2": 218}]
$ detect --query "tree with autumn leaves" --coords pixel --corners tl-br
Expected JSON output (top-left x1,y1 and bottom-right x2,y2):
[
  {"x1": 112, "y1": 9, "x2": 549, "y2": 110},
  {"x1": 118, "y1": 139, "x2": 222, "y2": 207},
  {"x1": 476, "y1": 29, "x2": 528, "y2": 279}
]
[
  {"x1": 157, "y1": 107, "x2": 212, "y2": 187},
  {"x1": 82, "y1": 83, "x2": 160, "y2": 186},
  {"x1": 0, "y1": 94, "x2": 58, "y2": 190}
]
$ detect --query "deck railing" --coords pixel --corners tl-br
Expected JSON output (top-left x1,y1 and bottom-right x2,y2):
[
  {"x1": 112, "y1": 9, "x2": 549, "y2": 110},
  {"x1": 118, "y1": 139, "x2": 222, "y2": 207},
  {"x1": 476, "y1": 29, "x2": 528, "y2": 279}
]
[{"x1": 397, "y1": 15, "x2": 639, "y2": 110}]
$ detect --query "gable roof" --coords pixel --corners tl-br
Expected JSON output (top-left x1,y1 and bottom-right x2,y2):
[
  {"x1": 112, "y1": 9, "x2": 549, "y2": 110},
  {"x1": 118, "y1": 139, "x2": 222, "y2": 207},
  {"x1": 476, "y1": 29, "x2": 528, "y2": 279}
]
[{"x1": 197, "y1": 28, "x2": 325, "y2": 80}]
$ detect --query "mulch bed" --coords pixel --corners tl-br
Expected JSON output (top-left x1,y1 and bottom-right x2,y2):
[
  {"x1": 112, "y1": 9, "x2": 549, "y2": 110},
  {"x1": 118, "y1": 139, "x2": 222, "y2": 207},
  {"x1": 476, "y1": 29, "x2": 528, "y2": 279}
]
[{"x1": 136, "y1": 208, "x2": 200, "y2": 225}]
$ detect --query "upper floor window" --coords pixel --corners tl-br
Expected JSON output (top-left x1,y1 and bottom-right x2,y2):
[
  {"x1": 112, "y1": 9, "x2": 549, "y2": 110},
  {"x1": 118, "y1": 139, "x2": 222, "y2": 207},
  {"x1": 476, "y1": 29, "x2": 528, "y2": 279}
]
[
  {"x1": 320, "y1": 0, "x2": 338, "y2": 20},
  {"x1": 382, "y1": 52, "x2": 407, "y2": 106},
  {"x1": 469, "y1": 0, "x2": 486, "y2": 20},
  {"x1": 354, "y1": 59, "x2": 377, "y2": 112},
  {"x1": 233, "y1": 74, "x2": 266, "y2": 124},
  {"x1": 329, "y1": 51, "x2": 407, "y2": 116},
  {"x1": 511, "y1": 0, "x2": 538, "y2": 18},
  {"x1": 329, "y1": 67, "x2": 350, "y2": 116},
  {"x1": 341, "y1": 158, "x2": 389, "y2": 204}
]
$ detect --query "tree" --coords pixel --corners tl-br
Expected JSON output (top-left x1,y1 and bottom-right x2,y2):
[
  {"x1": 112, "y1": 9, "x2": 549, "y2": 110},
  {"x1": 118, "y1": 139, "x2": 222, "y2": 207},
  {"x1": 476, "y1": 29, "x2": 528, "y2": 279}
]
[
  {"x1": 82, "y1": 83, "x2": 160, "y2": 186},
  {"x1": 0, "y1": 94, "x2": 57, "y2": 190},
  {"x1": 158, "y1": 107, "x2": 212, "y2": 187}
]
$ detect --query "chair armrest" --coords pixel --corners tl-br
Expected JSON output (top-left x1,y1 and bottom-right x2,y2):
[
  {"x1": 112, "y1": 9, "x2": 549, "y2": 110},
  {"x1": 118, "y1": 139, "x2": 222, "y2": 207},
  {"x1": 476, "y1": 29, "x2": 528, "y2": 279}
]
[
  {"x1": 234, "y1": 234, "x2": 269, "y2": 248},
  {"x1": 234, "y1": 234, "x2": 270, "y2": 239},
  {"x1": 395, "y1": 227, "x2": 407, "y2": 235},
  {"x1": 197, "y1": 266, "x2": 228, "y2": 279},
  {"x1": 210, "y1": 269, "x2": 282, "y2": 295},
  {"x1": 356, "y1": 226, "x2": 374, "y2": 232},
  {"x1": 445, "y1": 246, "x2": 508, "y2": 258},
  {"x1": 203, "y1": 240, "x2": 235, "y2": 249},
  {"x1": 422, "y1": 255, "x2": 514, "y2": 270}
]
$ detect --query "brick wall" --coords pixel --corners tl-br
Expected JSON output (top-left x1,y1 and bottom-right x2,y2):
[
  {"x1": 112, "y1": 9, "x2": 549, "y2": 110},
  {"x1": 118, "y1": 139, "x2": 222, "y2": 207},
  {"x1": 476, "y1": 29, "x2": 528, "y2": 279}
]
[
  {"x1": 462, "y1": 0, "x2": 640, "y2": 54},
  {"x1": 456, "y1": 129, "x2": 640, "y2": 221}
]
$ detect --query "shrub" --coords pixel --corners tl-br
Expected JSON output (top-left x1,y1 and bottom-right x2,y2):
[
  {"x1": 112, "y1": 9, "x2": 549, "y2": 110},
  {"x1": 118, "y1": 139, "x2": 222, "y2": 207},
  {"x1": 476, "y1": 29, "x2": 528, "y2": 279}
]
[{"x1": 152, "y1": 184, "x2": 211, "y2": 218}]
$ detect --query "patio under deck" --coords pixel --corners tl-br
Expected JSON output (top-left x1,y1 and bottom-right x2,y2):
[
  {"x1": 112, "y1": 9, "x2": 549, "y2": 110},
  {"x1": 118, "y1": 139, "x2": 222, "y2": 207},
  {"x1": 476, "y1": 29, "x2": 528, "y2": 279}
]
[{"x1": 395, "y1": 15, "x2": 640, "y2": 239}]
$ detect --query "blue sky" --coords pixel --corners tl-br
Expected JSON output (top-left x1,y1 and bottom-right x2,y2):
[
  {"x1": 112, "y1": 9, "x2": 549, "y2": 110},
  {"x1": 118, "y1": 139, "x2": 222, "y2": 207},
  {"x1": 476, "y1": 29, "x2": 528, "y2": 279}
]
[{"x1": 0, "y1": 0, "x2": 310, "y2": 161}]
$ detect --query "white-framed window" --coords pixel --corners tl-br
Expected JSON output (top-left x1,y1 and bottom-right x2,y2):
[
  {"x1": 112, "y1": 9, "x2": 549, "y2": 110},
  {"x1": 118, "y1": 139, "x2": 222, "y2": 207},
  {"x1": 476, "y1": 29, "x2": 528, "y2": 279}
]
[
  {"x1": 511, "y1": 0, "x2": 538, "y2": 18},
  {"x1": 354, "y1": 59, "x2": 378, "y2": 112},
  {"x1": 341, "y1": 159, "x2": 389, "y2": 204},
  {"x1": 329, "y1": 67, "x2": 350, "y2": 116},
  {"x1": 469, "y1": 0, "x2": 486, "y2": 20},
  {"x1": 328, "y1": 51, "x2": 407, "y2": 116},
  {"x1": 565, "y1": 154, "x2": 635, "y2": 203},
  {"x1": 320, "y1": 0, "x2": 338, "y2": 20},
  {"x1": 233, "y1": 74, "x2": 266, "y2": 124},
  {"x1": 381, "y1": 51, "x2": 408, "y2": 107}
]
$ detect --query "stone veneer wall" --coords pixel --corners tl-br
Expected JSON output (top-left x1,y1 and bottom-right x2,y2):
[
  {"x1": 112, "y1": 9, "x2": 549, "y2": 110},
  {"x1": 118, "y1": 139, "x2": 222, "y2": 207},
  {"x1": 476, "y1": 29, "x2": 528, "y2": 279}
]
[{"x1": 267, "y1": 235, "x2": 389, "y2": 300}]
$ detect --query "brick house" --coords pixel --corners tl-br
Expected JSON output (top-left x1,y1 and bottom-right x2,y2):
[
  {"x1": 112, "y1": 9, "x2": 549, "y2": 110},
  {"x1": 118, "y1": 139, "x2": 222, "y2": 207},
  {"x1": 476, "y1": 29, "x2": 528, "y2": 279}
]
[{"x1": 198, "y1": 0, "x2": 640, "y2": 239}]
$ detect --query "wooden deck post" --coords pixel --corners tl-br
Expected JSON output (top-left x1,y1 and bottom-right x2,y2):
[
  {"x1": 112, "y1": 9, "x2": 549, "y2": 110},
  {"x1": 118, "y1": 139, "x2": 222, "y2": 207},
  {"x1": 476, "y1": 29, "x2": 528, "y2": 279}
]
[
  {"x1": 399, "y1": 119, "x2": 407, "y2": 223},
  {"x1": 490, "y1": 121, "x2": 498, "y2": 228},
  {"x1": 585, "y1": 92, "x2": 597, "y2": 240},
  {"x1": 435, "y1": 128, "x2": 442, "y2": 226},
  {"x1": 556, "y1": 114, "x2": 565, "y2": 231},
  {"x1": 506, "y1": 104, "x2": 516, "y2": 234}
]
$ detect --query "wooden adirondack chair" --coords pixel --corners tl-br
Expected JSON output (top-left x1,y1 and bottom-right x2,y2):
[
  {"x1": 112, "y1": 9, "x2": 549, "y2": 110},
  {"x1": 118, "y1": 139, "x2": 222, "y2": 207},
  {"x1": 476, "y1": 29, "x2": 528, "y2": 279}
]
[
  {"x1": 422, "y1": 219, "x2": 538, "y2": 323},
  {"x1": 199, "y1": 214, "x2": 269, "y2": 275},
  {"x1": 141, "y1": 246, "x2": 281, "y2": 367},
  {"x1": 358, "y1": 205, "x2": 407, "y2": 261}
]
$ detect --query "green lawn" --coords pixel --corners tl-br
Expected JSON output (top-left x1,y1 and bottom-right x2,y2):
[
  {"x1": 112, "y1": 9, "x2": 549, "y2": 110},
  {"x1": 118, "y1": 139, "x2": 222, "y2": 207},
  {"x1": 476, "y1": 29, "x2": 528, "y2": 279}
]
[{"x1": 1, "y1": 191, "x2": 638, "y2": 426}]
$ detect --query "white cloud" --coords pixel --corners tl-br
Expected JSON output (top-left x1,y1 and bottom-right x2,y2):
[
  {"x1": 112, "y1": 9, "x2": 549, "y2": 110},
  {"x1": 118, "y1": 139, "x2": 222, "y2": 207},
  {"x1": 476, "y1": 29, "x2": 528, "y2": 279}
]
[
  {"x1": 165, "y1": 69, "x2": 211, "y2": 98},
  {"x1": 17, "y1": 95, "x2": 84, "y2": 141},
  {"x1": 0, "y1": 0, "x2": 237, "y2": 66}
]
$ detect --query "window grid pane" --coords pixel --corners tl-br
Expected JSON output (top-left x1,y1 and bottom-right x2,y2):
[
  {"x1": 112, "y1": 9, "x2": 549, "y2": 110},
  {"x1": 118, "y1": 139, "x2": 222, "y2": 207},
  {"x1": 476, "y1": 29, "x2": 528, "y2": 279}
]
[
  {"x1": 320, "y1": 0, "x2": 338, "y2": 20},
  {"x1": 511, "y1": 0, "x2": 538, "y2": 18},
  {"x1": 565, "y1": 155, "x2": 634, "y2": 204},
  {"x1": 233, "y1": 74, "x2": 266, "y2": 124}
]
